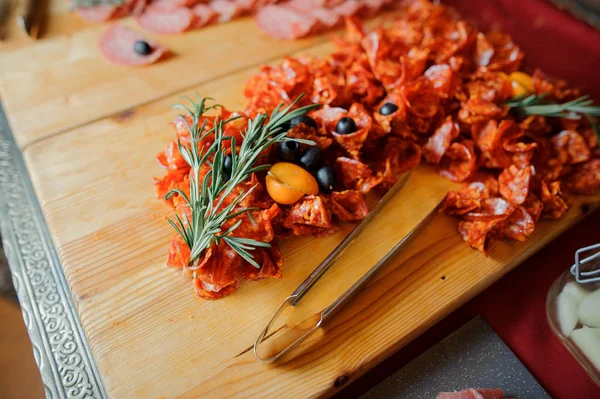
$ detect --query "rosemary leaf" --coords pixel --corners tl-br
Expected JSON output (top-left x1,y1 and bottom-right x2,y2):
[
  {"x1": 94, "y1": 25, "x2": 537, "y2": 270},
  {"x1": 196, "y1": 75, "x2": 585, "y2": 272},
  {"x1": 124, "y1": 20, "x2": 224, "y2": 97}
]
[{"x1": 166, "y1": 95, "x2": 318, "y2": 269}]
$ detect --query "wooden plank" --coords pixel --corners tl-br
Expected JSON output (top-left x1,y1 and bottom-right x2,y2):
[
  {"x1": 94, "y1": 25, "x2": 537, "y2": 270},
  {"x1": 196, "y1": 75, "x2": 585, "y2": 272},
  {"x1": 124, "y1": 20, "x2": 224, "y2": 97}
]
[
  {"x1": 0, "y1": 7, "x2": 401, "y2": 150},
  {"x1": 21, "y1": 60, "x2": 600, "y2": 398},
  {"x1": 0, "y1": 16, "x2": 331, "y2": 149}
]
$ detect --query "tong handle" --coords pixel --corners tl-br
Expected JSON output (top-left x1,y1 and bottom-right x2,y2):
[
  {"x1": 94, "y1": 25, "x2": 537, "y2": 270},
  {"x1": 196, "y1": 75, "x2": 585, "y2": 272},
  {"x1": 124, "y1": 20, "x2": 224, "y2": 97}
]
[{"x1": 289, "y1": 171, "x2": 411, "y2": 305}]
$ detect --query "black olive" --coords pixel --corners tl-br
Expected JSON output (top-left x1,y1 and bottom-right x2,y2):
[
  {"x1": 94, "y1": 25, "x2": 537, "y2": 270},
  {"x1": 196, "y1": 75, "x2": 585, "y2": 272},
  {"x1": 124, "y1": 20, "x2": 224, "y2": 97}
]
[
  {"x1": 134, "y1": 40, "x2": 152, "y2": 56},
  {"x1": 278, "y1": 140, "x2": 301, "y2": 163},
  {"x1": 379, "y1": 102, "x2": 399, "y2": 115},
  {"x1": 289, "y1": 115, "x2": 318, "y2": 130},
  {"x1": 335, "y1": 117, "x2": 357, "y2": 135},
  {"x1": 299, "y1": 147, "x2": 323, "y2": 172},
  {"x1": 223, "y1": 154, "x2": 233, "y2": 174},
  {"x1": 315, "y1": 166, "x2": 336, "y2": 193}
]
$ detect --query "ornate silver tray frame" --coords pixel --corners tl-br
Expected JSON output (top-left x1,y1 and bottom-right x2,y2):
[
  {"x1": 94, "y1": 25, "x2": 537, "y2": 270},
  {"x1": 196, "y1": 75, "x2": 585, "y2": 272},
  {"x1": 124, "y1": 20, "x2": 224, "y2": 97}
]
[{"x1": 0, "y1": 104, "x2": 106, "y2": 398}]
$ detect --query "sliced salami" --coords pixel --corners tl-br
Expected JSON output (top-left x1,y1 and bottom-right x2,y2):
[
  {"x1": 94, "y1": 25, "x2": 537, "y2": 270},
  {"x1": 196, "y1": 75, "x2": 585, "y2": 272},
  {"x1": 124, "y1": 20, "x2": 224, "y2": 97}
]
[
  {"x1": 192, "y1": 4, "x2": 218, "y2": 28},
  {"x1": 150, "y1": 0, "x2": 200, "y2": 12},
  {"x1": 130, "y1": 0, "x2": 149, "y2": 16},
  {"x1": 255, "y1": 5, "x2": 317, "y2": 39},
  {"x1": 332, "y1": 0, "x2": 364, "y2": 17},
  {"x1": 75, "y1": 5, "x2": 118, "y2": 22},
  {"x1": 285, "y1": 0, "x2": 326, "y2": 11},
  {"x1": 311, "y1": 8, "x2": 342, "y2": 32},
  {"x1": 137, "y1": 7, "x2": 196, "y2": 34},
  {"x1": 99, "y1": 24, "x2": 169, "y2": 66},
  {"x1": 233, "y1": 0, "x2": 280, "y2": 11},
  {"x1": 210, "y1": 0, "x2": 246, "y2": 23},
  {"x1": 363, "y1": 0, "x2": 386, "y2": 16}
]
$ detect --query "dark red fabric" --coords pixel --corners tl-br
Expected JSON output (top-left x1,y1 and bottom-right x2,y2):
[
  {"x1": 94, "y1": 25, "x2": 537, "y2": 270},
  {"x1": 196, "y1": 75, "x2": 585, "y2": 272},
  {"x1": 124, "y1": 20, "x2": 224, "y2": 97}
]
[
  {"x1": 336, "y1": 3, "x2": 600, "y2": 397},
  {"x1": 444, "y1": 0, "x2": 600, "y2": 99},
  {"x1": 339, "y1": 210, "x2": 600, "y2": 399}
]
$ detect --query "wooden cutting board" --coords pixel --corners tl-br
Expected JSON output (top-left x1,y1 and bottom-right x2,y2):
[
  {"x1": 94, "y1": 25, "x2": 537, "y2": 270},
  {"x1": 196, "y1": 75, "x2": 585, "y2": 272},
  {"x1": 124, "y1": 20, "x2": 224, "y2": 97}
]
[{"x1": 2, "y1": 4, "x2": 600, "y2": 399}]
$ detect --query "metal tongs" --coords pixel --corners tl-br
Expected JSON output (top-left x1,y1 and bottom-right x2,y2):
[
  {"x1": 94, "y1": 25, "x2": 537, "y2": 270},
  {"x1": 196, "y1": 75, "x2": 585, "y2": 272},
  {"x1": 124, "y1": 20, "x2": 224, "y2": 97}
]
[
  {"x1": 570, "y1": 243, "x2": 600, "y2": 284},
  {"x1": 254, "y1": 171, "x2": 441, "y2": 362}
]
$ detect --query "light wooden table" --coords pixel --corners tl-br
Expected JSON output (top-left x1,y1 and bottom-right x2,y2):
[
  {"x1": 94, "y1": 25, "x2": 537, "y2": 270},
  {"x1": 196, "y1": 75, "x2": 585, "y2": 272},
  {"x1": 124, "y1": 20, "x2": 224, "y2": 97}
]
[{"x1": 1, "y1": 3, "x2": 599, "y2": 399}]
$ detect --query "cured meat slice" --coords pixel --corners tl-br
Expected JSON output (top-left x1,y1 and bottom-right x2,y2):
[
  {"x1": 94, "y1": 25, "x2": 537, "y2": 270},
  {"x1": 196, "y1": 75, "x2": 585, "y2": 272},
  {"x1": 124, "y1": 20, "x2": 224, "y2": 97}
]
[
  {"x1": 423, "y1": 116, "x2": 460, "y2": 164},
  {"x1": 131, "y1": 0, "x2": 148, "y2": 16},
  {"x1": 192, "y1": 4, "x2": 218, "y2": 28},
  {"x1": 285, "y1": 0, "x2": 326, "y2": 11},
  {"x1": 438, "y1": 141, "x2": 477, "y2": 182},
  {"x1": 310, "y1": 8, "x2": 342, "y2": 32},
  {"x1": 551, "y1": 130, "x2": 591, "y2": 164},
  {"x1": 504, "y1": 206, "x2": 535, "y2": 241},
  {"x1": 363, "y1": 0, "x2": 386, "y2": 16},
  {"x1": 99, "y1": 24, "x2": 169, "y2": 66},
  {"x1": 498, "y1": 165, "x2": 532, "y2": 205},
  {"x1": 255, "y1": 5, "x2": 317, "y2": 39},
  {"x1": 75, "y1": 5, "x2": 118, "y2": 22},
  {"x1": 137, "y1": 7, "x2": 196, "y2": 34},
  {"x1": 332, "y1": 0, "x2": 364, "y2": 16},
  {"x1": 210, "y1": 0, "x2": 246, "y2": 23},
  {"x1": 463, "y1": 197, "x2": 515, "y2": 221},
  {"x1": 150, "y1": 0, "x2": 200, "y2": 11},
  {"x1": 540, "y1": 180, "x2": 569, "y2": 219},
  {"x1": 328, "y1": 190, "x2": 369, "y2": 222},
  {"x1": 437, "y1": 388, "x2": 505, "y2": 399},
  {"x1": 564, "y1": 159, "x2": 600, "y2": 194}
]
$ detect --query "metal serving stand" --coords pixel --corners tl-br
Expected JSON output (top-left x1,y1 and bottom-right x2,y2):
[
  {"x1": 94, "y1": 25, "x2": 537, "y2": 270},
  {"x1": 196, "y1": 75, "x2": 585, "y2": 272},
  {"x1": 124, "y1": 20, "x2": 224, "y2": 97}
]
[{"x1": 0, "y1": 104, "x2": 106, "y2": 398}]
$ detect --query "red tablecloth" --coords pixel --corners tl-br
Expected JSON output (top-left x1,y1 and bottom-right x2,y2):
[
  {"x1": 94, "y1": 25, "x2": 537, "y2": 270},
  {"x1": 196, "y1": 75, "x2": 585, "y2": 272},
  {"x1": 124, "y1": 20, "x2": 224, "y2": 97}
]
[{"x1": 339, "y1": 1, "x2": 600, "y2": 397}]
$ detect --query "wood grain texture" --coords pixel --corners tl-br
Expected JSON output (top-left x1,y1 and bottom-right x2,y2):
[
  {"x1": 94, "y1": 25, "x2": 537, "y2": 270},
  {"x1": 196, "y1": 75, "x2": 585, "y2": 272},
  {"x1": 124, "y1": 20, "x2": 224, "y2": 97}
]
[
  {"x1": 7, "y1": 4, "x2": 600, "y2": 398},
  {"x1": 0, "y1": 16, "x2": 330, "y2": 149},
  {"x1": 0, "y1": 6, "x2": 400, "y2": 150},
  {"x1": 21, "y1": 60, "x2": 600, "y2": 398}
]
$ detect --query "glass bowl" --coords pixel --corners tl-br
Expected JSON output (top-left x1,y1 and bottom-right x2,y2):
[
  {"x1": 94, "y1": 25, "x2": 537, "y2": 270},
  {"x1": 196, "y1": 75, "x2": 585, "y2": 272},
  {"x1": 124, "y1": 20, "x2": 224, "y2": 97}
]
[{"x1": 547, "y1": 269, "x2": 600, "y2": 386}]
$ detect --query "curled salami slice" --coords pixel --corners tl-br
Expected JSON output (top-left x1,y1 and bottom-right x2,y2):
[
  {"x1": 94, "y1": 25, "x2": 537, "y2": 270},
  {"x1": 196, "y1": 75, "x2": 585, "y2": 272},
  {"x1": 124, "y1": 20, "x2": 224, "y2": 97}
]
[
  {"x1": 401, "y1": 77, "x2": 439, "y2": 119},
  {"x1": 240, "y1": 246, "x2": 283, "y2": 281},
  {"x1": 551, "y1": 130, "x2": 591, "y2": 164},
  {"x1": 192, "y1": 4, "x2": 218, "y2": 28},
  {"x1": 458, "y1": 219, "x2": 504, "y2": 254},
  {"x1": 331, "y1": 103, "x2": 372, "y2": 158},
  {"x1": 99, "y1": 24, "x2": 169, "y2": 67},
  {"x1": 75, "y1": 5, "x2": 118, "y2": 22},
  {"x1": 335, "y1": 157, "x2": 372, "y2": 190},
  {"x1": 564, "y1": 159, "x2": 600, "y2": 195},
  {"x1": 333, "y1": 0, "x2": 364, "y2": 16},
  {"x1": 504, "y1": 206, "x2": 535, "y2": 242},
  {"x1": 130, "y1": 0, "x2": 148, "y2": 16},
  {"x1": 423, "y1": 116, "x2": 459, "y2": 164},
  {"x1": 137, "y1": 7, "x2": 196, "y2": 34},
  {"x1": 438, "y1": 141, "x2": 477, "y2": 182},
  {"x1": 283, "y1": 195, "x2": 335, "y2": 236},
  {"x1": 150, "y1": 0, "x2": 199, "y2": 11},
  {"x1": 463, "y1": 197, "x2": 515, "y2": 221},
  {"x1": 498, "y1": 165, "x2": 532, "y2": 205},
  {"x1": 210, "y1": 0, "x2": 245, "y2": 23},
  {"x1": 474, "y1": 32, "x2": 494, "y2": 67},
  {"x1": 382, "y1": 137, "x2": 422, "y2": 174},
  {"x1": 441, "y1": 181, "x2": 491, "y2": 216},
  {"x1": 310, "y1": 8, "x2": 343, "y2": 32},
  {"x1": 328, "y1": 190, "x2": 369, "y2": 222},
  {"x1": 255, "y1": 5, "x2": 317, "y2": 40},
  {"x1": 540, "y1": 180, "x2": 569, "y2": 219},
  {"x1": 424, "y1": 64, "x2": 460, "y2": 98}
]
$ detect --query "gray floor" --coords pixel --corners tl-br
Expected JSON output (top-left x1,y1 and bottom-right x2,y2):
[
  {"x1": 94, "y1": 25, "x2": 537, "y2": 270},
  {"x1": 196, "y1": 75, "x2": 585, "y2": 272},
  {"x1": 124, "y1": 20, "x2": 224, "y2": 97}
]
[{"x1": 361, "y1": 317, "x2": 550, "y2": 399}]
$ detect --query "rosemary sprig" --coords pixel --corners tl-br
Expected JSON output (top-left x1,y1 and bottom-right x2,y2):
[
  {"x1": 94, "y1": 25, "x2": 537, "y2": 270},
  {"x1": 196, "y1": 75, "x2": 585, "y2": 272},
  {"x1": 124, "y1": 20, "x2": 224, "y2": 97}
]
[
  {"x1": 165, "y1": 95, "x2": 318, "y2": 268},
  {"x1": 506, "y1": 94, "x2": 600, "y2": 141}
]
